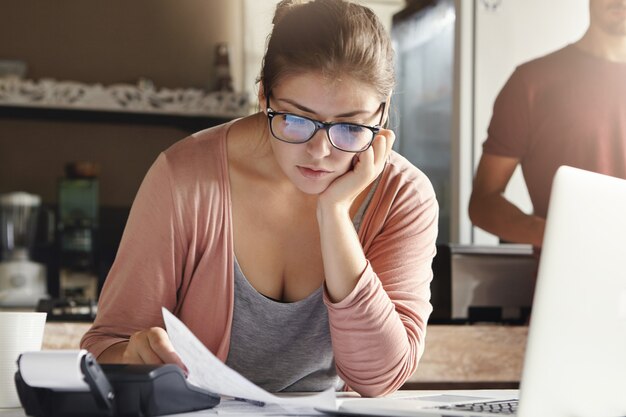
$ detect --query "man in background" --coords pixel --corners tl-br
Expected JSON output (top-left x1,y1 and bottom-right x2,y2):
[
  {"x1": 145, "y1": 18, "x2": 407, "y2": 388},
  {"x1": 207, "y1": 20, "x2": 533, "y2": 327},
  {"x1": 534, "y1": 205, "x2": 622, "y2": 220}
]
[{"x1": 469, "y1": 0, "x2": 626, "y2": 248}]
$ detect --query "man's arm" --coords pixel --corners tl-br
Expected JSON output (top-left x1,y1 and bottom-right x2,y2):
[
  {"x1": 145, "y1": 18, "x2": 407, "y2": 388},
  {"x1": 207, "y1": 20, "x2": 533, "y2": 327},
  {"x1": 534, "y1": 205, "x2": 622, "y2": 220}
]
[{"x1": 469, "y1": 153, "x2": 545, "y2": 247}]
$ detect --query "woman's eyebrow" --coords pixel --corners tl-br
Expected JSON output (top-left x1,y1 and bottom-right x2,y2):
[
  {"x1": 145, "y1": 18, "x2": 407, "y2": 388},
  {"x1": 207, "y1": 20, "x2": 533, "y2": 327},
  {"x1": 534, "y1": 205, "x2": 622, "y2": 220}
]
[{"x1": 276, "y1": 97, "x2": 372, "y2": 118}]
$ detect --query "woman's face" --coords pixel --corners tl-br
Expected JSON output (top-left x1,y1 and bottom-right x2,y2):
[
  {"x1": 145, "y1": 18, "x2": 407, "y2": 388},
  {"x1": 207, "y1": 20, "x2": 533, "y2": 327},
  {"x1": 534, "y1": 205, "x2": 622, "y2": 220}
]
[{"x1": 263, "y1": 72, "x2": 385, "y2": 195}]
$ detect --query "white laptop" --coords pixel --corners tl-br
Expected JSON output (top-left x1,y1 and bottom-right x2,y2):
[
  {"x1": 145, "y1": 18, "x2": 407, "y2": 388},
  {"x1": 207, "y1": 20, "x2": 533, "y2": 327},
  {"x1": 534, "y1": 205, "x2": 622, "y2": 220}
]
[{"x1": 320, "y1": 166, "x2": 626, "y2": 417}]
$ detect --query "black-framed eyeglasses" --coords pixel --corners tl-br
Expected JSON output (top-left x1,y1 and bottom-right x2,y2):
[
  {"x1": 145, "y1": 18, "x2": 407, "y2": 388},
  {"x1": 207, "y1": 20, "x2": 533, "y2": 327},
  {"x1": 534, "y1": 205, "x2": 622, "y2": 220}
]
[{"x1": 265, "y1": 94, "x2": 386, "y2": 153}]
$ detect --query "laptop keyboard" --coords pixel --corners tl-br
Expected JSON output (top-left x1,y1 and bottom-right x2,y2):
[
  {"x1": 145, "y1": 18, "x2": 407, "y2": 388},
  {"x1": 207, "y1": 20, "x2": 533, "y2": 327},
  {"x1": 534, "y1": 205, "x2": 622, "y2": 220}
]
[{"x1": 436, "y1": 399, "x2": 519, "y2": 415}]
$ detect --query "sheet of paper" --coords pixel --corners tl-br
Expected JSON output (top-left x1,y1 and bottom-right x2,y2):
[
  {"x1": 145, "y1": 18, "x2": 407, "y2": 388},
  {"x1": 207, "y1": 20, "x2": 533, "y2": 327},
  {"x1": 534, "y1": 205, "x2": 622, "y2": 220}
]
[
  {"x1": 164, "y1": 398, "x2": 323, "y2": 417},
  {"x1": 215, "y1": 398, "x2": 326, "y2": 416},
  {"x1": 162, "y1": 307, "x2": 336, "y2": 410}
]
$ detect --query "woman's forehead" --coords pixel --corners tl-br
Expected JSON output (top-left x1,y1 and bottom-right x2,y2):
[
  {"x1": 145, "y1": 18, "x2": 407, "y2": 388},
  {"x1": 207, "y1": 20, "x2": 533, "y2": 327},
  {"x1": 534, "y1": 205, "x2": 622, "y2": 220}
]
[{"x1": 271, "y1": 72, "x2": 382, "y2": 109}]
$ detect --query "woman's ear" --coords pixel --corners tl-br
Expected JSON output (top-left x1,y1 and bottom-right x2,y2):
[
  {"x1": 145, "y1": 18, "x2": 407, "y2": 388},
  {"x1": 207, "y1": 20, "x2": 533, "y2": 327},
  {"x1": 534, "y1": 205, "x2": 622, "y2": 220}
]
[{"x1": 382, "y1": 94, "x2": 392, "y2": 128}]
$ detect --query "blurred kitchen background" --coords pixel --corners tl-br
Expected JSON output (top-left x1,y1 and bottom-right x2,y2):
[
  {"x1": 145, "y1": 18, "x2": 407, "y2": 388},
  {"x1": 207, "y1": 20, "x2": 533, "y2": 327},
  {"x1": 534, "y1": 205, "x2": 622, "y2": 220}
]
[{"x1": 0, "y1": 0, "x2": 588, "y2": 323}]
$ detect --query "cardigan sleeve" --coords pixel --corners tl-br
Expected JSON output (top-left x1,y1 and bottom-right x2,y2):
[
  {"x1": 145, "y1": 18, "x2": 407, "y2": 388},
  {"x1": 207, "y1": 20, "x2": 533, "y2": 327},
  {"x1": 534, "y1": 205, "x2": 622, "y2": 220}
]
[
  {"x1": 80, "y1": 152, "x2": 186, "y2": 359},
  {"x1": 324, "y1": 162, "x2": 438, "y2": 397}
]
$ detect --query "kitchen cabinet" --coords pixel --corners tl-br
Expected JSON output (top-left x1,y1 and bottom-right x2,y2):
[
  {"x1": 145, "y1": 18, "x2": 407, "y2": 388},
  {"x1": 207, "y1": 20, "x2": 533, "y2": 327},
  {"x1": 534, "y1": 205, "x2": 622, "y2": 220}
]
[{"x1": 0, "y1": 0, "x2": 251, "y2": 209}]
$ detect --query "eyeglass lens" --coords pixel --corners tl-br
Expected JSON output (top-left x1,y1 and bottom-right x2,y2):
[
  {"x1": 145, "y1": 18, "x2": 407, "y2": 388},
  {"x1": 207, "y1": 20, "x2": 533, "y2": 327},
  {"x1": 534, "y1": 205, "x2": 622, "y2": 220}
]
[{"x1": 271, "y1": 113, "x2": 373, "y2": 152}]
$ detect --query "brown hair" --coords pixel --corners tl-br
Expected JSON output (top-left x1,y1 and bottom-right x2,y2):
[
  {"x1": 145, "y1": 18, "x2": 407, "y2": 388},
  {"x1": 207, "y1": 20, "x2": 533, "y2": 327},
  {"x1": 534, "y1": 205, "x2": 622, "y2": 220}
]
[{"x1": 260, "y1": 0, "x2": 395, "y2": 100}]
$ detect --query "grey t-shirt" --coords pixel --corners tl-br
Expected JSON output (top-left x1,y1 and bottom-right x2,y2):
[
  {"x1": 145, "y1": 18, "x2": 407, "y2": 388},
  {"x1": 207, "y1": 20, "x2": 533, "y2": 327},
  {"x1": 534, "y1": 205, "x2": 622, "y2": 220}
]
[
  {"x1": 225, "y1": 258, "x2": 341, "y2": 392},
  {"x1": 225, "y1": 178, "x2": 379, "y2": 392}
]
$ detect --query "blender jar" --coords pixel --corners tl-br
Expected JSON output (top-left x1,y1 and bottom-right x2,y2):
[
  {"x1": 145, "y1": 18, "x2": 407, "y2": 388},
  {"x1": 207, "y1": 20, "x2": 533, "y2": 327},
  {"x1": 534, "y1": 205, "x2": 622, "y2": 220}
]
[{"x1": 0, "y1": 192, "x2": 48, "y2": 307}]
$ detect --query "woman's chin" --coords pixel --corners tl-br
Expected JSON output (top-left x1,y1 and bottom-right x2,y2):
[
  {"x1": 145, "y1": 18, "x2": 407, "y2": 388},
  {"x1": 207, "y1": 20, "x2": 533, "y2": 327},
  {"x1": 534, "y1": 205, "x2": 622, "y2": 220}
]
[
  {"x1": 296, "y1": 182, "x2": 330, "y2": 195},
  {"x1": 291, "y1": 176, "x2": 334, "y2": 195}
]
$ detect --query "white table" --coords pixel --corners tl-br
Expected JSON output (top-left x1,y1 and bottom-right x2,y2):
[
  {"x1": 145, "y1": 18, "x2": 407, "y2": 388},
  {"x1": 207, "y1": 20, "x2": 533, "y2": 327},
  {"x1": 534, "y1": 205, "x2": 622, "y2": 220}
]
[{"x1": 0, "y1": 389, "x2": 519, "y2": 417}]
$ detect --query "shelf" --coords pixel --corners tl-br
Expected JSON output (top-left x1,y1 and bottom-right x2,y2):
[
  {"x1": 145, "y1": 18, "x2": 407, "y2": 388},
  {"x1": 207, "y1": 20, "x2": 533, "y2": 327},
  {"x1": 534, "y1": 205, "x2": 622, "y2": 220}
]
[
  {"x1": 0, "y1": 77, "x2": 249, "y2": 131},
  {"x1": 0, "y1": 104, "x2": 235, "y2": 132}
]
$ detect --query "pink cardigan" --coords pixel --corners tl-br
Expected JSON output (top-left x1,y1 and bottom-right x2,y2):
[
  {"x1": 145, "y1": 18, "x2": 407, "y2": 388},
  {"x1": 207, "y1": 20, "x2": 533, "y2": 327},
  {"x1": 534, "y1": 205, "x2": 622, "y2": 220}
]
[{"x1": 81, "y1": 122, "x2": 438, "y2": 397}]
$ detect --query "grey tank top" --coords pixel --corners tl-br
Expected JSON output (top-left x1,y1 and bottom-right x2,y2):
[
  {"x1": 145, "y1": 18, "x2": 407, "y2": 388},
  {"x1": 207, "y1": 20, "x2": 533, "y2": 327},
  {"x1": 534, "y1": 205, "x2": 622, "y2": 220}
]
[{"x1": 225, "y1": 179, "x2": 379, "y2": 392}]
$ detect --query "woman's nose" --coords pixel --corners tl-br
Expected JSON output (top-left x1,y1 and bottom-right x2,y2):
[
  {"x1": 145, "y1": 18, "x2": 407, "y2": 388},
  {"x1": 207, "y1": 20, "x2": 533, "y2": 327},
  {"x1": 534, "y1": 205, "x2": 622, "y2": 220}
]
[{"x1": 306, "y1": 129, "x2": 332, "y2": 158}]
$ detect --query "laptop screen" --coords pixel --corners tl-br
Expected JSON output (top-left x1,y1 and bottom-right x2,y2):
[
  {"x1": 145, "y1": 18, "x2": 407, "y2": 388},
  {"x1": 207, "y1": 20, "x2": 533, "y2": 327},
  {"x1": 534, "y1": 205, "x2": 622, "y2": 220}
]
[{"x1": 518, "y1": 166, "x2": 626, "y2": 417}]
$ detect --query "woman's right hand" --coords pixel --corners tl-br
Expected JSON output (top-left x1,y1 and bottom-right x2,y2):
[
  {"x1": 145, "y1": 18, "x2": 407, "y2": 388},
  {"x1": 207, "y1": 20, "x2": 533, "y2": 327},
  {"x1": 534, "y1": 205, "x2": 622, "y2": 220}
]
[{"x1": 122, "y1": 327, "x2": 188, "y2": 374}]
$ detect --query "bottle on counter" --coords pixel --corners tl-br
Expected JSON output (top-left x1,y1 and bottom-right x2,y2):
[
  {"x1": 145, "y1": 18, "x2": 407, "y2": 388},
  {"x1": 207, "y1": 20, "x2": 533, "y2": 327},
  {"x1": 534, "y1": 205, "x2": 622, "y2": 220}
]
[
  {"x1": 213, "y1": 42, "x2": 234, "y2": 92},
  {"x1": 57, "y1": 162, "x2": 100, "y2": 301}
]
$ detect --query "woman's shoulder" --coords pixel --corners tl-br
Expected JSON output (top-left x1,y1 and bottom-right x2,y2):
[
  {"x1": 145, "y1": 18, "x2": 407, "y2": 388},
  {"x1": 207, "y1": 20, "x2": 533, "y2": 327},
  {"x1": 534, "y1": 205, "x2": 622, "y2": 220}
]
[
  {"x1": 157, "y1": 121, "x2": 234, "y2": 183},
  {"x1": 361, "y1": 151, "x2": 438, "y2": 243},
  {"x1": 139, "y1": 122, "x2": 236, "y2": 222},
  {"x1": 136, "y1": 122, "x2": 235, "y2": 215},
  {"x1": 382, "y1": 151, "x2": 436, "y2": 205},
  {"x1": 164, "y1": 122, "x2": 230, "y2": 164}
]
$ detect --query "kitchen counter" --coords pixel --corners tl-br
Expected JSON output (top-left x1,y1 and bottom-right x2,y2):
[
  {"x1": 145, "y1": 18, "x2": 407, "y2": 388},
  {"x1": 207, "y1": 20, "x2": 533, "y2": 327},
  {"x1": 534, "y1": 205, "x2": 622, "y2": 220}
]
[
  {"x1": 405, "y1": 324, "x2": 526, "y2": 389},
  {"x1": 42, "y1": 322, "x2": 92, "y2": 350},
  {"x1": 42, "y1": 322, "x2": 527, "y2": 389}
]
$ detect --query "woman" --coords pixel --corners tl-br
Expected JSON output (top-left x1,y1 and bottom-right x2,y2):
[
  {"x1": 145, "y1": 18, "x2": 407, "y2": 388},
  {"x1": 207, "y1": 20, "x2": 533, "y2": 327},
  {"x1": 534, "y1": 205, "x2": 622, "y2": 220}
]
[{"x1": 81, "y1": 0, "x2": 438, "y2": 397}]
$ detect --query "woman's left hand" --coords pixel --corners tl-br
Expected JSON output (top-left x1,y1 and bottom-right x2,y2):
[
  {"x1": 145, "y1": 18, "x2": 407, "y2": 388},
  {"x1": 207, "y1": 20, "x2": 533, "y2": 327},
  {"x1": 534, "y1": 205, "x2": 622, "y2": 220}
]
[{"x1": 319, "y1": 128, "x2": 395, "y2": 211}]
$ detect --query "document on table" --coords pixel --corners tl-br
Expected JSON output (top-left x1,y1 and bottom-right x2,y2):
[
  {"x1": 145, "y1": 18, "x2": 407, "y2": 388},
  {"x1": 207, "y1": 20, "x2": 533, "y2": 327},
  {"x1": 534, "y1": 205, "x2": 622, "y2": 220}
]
[{"x1": 162, "y1": 308, "x2": 336, "y2": 410}]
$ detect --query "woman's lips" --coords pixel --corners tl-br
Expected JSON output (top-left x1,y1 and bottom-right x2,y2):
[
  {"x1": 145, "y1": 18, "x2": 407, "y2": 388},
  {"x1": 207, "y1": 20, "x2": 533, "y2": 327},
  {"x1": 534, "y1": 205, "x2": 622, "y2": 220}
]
[{"x1": 298, "y1": 166, "x2": 332, "y2": 179}]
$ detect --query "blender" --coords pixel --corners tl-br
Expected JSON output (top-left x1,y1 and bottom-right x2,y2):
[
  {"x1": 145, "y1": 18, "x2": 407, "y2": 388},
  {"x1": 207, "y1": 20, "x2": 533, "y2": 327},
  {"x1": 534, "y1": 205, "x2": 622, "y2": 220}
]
[{"x1": 0, "y1": 192, "x2": 48, "y2": 307}]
